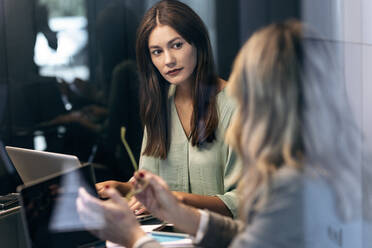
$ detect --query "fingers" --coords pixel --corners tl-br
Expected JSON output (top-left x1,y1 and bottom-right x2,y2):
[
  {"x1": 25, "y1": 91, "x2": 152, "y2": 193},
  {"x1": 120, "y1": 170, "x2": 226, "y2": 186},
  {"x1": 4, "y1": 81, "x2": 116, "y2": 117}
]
[
  {"x1": 96, "y1": 180, "x2": 118, "y2": 190},
  {"x1": 130, "y1": 201, "x2": 143, "y2": 213},
  {"x1": 131, "y1": 170, "x2": 181, "y2": 219},
  {"x1": 79, "y1": 187, "x2": 102, "y2": 210},
  {"x1": 128, "y1": 196, "x2": 136, "y2": 207},
  {"x1": 76, "y1": 187, "x2": 143, "y2": 246},
  {"x1": 104, "y1": 188, "x2": 125, "y2": 205},
  {"x1": 128, "y1": 176, "x2": 135, "y2": 183},
  {"x1": 95, "y1": 182, "x2": 104, "y2": 189},
  {"x1": 132, "y1": 170, "x2": 173, "y2": 204},
  {"x1": 96, "y1": 187, "x2": 108, "y2": 198},
  {"x1": 101, "y1": 187, "x2": 135, "y2": 220},
  {"x1": 128, "y1": 196, "x2": 147, "y2": 215},
  {"x1": 76, "y1": 196, "x2": 102, "y2": 226},
  {"x1": 135, "y1": 207, "x2": 147, "y2": 215},
  {"x1": 96, "y1": 181, "x2": 119, "y2": 198},
  {"x1": 132, "y1": 171, "x2": 147, "y2": 190},
  {"x1": 78, "y1": 187, "x2": 128, "y2": 225},
  {"x1": 76, "y1": 188, "x2": 105, "y2": 230},
  {"x1": 135, "y1": 170, "x2": 168, "y2": 189},
  {"x1": 132, "y1": 171, "x2": 155, "y2": 201},
  {"x1": 133, "y1": 170, "x2": 165, "y2": 192}
]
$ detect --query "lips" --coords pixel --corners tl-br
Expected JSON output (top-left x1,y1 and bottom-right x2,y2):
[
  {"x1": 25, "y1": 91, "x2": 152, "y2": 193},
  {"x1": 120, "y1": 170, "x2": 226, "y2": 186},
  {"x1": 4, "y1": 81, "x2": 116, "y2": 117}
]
[{"x1": 166, "y1": 68, "x2": 183, "y2": 76}]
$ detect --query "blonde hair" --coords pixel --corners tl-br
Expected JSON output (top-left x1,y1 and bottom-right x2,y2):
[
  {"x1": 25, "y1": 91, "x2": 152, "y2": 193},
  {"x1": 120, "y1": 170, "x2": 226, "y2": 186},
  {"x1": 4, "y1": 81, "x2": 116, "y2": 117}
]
[{"x1": 226, "y1": 20, "x2": 363, "y2": 220}]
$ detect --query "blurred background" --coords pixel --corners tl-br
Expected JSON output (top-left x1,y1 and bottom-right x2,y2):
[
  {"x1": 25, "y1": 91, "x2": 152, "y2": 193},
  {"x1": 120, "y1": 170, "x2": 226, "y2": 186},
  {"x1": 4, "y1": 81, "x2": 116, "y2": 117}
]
[
  {"x1": 0, "y1": 1, "x2": 370, "y2": 246},
  {"x1": 0, "y1": 0, "x2": 300, "y2": 179}
]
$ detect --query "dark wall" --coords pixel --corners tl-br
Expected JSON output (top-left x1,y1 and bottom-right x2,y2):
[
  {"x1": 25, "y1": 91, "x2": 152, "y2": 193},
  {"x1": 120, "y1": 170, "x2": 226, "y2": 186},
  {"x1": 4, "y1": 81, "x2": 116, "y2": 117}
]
[
  {"x1": 0, "y1": 0, "x2": 6, "y2": 84},
  {"x1": 87, "y1": 0, "x2": 144, "y2": 88},
  {"x1": 0, "y1": 0, "x2": 9, "y2": 141},
  {"x1": 239, "y1": 0, "x2": 301, "y2": 45},
  {"x1": 215, "y1": 0, "x2": 240, "y2": 80},
  {"x1": 2, "y1": 0, "x2": 36, "y2": 82},
  {"x1": 215, "y1": 0, "x2": 300, "y2": 80}
]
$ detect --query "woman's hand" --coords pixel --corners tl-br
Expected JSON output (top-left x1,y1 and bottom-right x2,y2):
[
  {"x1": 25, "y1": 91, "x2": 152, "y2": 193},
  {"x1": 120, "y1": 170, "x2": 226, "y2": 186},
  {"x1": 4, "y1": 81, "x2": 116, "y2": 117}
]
[
  {"x1": 76, "y1": 187, "x2": 146, "y2": 248},
  {"x1": 133, "y1": 170, "x2": 201, "y2": 236},
  {"x1": 96, "y1": 180, "x2": 121, "y2": 198},
  {"x1": 128, "y1": 196, "x2": 148, "y2": 215},
  {"x1": 96, "y1": 180, "x2": 132, "y2": 198},
  {"x1": 132, "y1": 170, "x2": 182, "y2": 221}
]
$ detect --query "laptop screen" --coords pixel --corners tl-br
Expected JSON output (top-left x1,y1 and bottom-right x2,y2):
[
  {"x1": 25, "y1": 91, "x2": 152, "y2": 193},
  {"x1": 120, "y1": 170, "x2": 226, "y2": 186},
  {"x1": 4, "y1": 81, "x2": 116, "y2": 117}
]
[
  {"x1": 6, "y1": 146, "x2": 81, "y2": 185},
  {"x1": 18, "y1": 164, "x2": 104, "y2": 248},
  {"x1": 0, "y1": 141, "x2": 22, "y2": 195}
]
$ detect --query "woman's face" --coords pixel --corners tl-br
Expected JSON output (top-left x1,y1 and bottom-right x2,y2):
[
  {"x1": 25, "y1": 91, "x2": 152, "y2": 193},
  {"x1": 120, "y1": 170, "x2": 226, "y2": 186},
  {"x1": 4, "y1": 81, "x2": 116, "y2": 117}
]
[{"x1": 148, "y1": 25, "x2": 197, "y2": 86}]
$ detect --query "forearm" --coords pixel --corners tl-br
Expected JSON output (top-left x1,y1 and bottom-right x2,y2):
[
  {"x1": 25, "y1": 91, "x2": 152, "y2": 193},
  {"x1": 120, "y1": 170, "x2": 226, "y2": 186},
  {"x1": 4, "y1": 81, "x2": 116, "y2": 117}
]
[
  {"x1": 174, "y1": 192, "x2": 233, "y2": 217},
  {"x1": 164, "y1": 202, "x2": 201, "y2": 236}
]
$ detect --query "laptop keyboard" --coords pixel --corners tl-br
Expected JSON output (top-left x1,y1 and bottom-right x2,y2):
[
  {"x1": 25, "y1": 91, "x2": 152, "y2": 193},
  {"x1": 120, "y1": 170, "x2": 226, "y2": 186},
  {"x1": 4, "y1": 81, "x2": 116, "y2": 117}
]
[{"x1": 0, "y1": 193, "x2": 20, "y2": 210}]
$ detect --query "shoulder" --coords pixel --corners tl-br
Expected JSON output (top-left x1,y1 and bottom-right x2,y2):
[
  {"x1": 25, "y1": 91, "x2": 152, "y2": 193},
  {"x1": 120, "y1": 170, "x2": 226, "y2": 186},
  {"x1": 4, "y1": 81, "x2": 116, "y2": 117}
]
[
  {"x1": 271, "y1": 166, "x2": 304, "y2": 192},
  {"x1": 247, "y1": 166, "x2": 304, "y2": 219},
  {"x1": 264, "y1": 166, "x2": 304, "y2": 206},
  {"x1": 234, "y1": 167, "x2": 305, "y2": 247},
  {"x1": 218, "y1": 78, "x2": 228, "y2": 91}
]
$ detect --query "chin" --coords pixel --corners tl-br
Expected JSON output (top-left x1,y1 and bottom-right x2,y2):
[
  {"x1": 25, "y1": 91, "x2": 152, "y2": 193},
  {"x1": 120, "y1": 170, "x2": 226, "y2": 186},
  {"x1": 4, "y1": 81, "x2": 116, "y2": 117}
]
[{"x1": 166, "y1": 77, "x2": 186, "y2": 85}]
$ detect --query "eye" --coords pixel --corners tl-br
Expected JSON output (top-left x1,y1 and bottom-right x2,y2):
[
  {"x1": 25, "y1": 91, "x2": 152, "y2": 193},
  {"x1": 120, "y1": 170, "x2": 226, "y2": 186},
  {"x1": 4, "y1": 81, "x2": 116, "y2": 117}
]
[
  {"x1": 151, "y1": 49, "x2": 162, "y2": 56},
  {"x1": 172, "y1": 42, "x2": 183, "y2": 49}
]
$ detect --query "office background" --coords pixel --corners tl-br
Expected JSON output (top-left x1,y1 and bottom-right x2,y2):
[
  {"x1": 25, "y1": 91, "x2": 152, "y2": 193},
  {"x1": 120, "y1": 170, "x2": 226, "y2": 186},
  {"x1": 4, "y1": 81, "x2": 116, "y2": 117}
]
[{"x1": 0, "y1": 0, "x2": 370, "y2": 247}]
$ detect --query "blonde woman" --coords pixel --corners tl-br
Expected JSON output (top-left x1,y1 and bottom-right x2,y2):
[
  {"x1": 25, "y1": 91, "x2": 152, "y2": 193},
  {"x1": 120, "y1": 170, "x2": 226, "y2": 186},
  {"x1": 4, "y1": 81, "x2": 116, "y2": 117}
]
[{"x1": 77, "y1": 20, "x2": 363, "y2": 248}]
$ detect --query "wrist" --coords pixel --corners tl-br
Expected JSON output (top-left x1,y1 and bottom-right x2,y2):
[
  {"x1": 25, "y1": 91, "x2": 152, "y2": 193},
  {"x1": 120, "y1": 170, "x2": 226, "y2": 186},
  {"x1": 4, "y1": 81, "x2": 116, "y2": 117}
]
[
  {"x1": 127, "y1": 228, "x2": 147, "y2": 248},
  {"x1": 162, "y1": 192, "x2": 185, "y2": 222},
  {"x1": 172, "y1": 191, "x2": 186, "y2": 204},
  {"x1": 168, "y1": 203, "x2": 201, "y2": 236}
]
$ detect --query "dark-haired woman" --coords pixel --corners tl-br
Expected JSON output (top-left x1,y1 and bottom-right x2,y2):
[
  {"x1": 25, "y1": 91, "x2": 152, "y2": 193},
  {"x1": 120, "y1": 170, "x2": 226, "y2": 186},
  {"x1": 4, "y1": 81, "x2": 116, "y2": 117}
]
[{"x1": 96, "y1": 0, "x2": 239, "y2": 217}]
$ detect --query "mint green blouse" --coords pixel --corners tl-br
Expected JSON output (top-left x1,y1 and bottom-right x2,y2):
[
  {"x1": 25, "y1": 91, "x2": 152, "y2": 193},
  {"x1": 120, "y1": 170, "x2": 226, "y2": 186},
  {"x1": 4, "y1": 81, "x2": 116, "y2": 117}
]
[{"x1": 139, "y1": 88, "x2": 240, "y2": 217}]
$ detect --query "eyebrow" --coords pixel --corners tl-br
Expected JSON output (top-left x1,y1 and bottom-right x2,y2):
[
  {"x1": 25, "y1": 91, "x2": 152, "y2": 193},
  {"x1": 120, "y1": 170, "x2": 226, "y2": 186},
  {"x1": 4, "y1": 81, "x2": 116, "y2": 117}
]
[{"x1": 149, "y1": 37, "x2": 182, "y2": 49}]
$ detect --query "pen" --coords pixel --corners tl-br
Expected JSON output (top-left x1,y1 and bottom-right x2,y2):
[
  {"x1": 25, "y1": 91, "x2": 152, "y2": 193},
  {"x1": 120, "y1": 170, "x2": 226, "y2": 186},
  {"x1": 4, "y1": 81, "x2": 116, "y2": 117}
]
[
  {"x1": 120, "y1": 127, "x2": 150, "y2": 200},
  {"x1": 120, "y1": 126, "x2": 138, "y2": 171},
  {"x1": 125, "y1": 176, "x2": 149, "y2": 200}
]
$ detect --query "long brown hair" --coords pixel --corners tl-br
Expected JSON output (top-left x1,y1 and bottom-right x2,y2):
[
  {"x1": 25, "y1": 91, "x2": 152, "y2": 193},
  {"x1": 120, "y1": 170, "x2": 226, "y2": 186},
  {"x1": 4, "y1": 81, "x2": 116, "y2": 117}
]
[{"x1": 136, "y1": 0, "x2": 219, "y2": 159}]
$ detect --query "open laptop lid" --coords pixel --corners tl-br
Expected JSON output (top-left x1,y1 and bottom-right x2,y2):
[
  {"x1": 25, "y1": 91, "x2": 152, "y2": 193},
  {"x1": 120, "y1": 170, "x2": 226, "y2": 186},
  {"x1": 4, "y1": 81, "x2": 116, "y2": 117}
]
[
  {"x1": 18, "y1": 164, "x2": 105, "y2": 248},
  {"x1": 6, "y1": 146, "x2": 81, "y2": 185},
  {"x1": 0, "y1": 141, "x2": 22, "y2": 194}
]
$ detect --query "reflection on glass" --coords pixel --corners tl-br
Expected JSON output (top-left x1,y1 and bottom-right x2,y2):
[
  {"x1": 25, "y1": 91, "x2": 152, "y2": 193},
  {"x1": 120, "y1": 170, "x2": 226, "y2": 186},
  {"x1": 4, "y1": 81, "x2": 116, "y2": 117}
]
[
  {"x1": 20, "y1": 165, "x2": 103, "y2": 247},
  {"x1": 34, "y1": 0, "x2": 89, "y2": 82}
]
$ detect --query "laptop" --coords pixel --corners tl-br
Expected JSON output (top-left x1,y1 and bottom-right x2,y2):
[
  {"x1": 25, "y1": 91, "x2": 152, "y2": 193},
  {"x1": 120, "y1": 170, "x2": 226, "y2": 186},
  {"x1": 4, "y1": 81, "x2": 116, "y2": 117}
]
[
  {"x1": 18, "y1": 164, "x2": 105, "y2": 248},
  {"x1": 0, "y1": 141, "x2": 23, "y2": 195},
  {"x1": 6, "y1": 146, "x2": 81, "y2": 185}
]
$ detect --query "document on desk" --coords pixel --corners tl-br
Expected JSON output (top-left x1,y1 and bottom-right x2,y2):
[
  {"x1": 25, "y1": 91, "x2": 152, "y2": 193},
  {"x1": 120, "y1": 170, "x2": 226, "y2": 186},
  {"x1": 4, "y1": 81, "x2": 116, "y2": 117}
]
[
  {"x1": 106, "y1": 224, "x2": 193, "y2": 248},
  {"x1": 140, "y1": 224, "x2": 161, "y2": 232}
]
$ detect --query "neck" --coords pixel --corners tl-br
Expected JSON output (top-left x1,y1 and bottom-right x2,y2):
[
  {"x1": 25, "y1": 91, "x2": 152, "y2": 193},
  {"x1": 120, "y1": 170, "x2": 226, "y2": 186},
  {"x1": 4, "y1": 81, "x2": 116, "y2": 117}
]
[{"x1": 175, "y1": 79, "x2": 193, "y2": 102}]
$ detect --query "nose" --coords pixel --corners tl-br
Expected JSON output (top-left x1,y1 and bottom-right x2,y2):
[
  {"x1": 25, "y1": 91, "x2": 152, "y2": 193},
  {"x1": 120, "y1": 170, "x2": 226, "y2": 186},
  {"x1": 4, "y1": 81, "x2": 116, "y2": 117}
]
[{"x1": 164, "y1": 50, "x2": 176, "y2": 67}]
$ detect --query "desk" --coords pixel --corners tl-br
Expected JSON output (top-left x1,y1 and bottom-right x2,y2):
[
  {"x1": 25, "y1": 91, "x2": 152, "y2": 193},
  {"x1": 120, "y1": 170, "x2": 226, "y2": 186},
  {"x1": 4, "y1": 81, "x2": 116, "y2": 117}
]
[
  {"x1": 0, "y1": 206, "x2": 27, "y2": 248},
  {"x1": 0, "y1": 208, "x2": 193, "y2": 248},
  {"x1": 107, "y1": 220, "x2": 194, "y2": 248}
]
